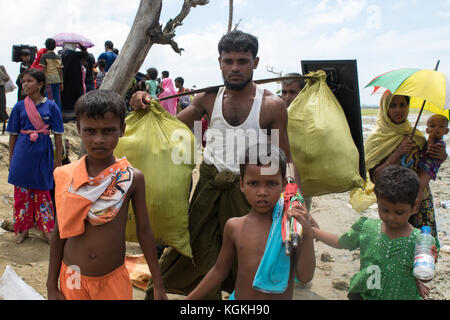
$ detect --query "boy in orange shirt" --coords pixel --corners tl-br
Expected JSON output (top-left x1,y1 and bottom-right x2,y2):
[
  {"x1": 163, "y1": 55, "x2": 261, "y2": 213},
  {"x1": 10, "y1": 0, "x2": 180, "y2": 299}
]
[{"x1": 46, "y1": 90, "x2": 167, "y2": 300}]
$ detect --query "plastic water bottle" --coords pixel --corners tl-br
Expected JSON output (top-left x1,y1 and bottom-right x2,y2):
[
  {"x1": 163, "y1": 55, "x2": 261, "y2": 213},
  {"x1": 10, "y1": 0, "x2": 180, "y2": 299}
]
[{"x1": 413, "y1": 226, "x2": 435, "y2": 281}]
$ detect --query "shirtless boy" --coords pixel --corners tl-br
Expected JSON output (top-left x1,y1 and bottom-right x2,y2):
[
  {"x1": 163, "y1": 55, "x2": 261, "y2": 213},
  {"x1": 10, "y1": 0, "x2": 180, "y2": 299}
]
[
  {"x1": 186, "y1": 145, "x2": 315, "y2": 300},
  {"x1": 46, "y1": 90, "x2": 167, "y2": 300}
]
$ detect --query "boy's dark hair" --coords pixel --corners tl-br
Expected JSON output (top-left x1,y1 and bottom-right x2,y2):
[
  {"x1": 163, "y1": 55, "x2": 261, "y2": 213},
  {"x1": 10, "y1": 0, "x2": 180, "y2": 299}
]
[
  {"x1": 75, "y1": 90, "x2": 126, "y2": 126},
  {"x1": 174, "y1": 77, "x2": 184, "y2": 86},
  {"x1": 147, "y1": 67, "x2": 158, "y2": 80},
  {"x1": 21, "y1": 68, "x2": 46, "y2": 96},
  {"x1": 105, "y1": 40, "x2": 114, "y2": 49},
  {"x1": 162, "y1": 70, "x2": 169, "y2": 78},
  {"x1": 218, "y1": 30, "x2": 259, "y2": 58},
  {"x1": 374, "y1": 165, "x2": 420, "y2": 208},
  {"x1": 45, "y1": 38, "x2": 56, "y2": 50},
  {"x1": 98, "y1": 59, "x2": 106, "y2": 69},
  {"x1": 239, "y1": 144, "x2": 287, "y2": 179}
]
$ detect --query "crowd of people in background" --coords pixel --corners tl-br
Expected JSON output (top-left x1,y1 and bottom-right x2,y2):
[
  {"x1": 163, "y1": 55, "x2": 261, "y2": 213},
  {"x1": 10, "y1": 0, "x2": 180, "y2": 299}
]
[
  {"x1": 131, "y1": 68, "x2": 194, "y2": 116},
  {"x1": 5, "y1": 39, "x2": 196, "y2": 124},
  {"x1": 3, "y1": 40, "x2": 304, "y2": 138},
  {"x1": 0, "y1": 38, "x2": 176, "y2": 246},
  {"x1": 1, "y1": 37, "x2": 198, "y2": 244},
  {"x1": 0, "y1": 37, "x2": 302, "y2": 156}
]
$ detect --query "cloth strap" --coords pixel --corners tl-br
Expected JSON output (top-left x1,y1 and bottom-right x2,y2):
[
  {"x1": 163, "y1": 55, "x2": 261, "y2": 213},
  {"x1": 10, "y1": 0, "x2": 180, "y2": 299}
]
[
  {"x1": 21, "y1": 96, "x2": 50, "y2": 142},
  {"x1": 252, "y1": 198, "x2": 291, "y2": 294}
]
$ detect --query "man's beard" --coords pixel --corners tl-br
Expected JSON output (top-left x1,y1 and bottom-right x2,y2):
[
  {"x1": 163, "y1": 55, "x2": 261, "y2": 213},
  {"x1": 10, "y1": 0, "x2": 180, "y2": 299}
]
[{"x1": 223, "y1": 74, "x2": 253, "y2": 90}]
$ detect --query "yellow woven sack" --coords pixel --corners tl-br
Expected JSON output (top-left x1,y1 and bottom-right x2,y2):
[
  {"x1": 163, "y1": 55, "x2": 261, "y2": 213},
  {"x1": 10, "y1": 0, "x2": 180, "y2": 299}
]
[
  {"x1": 349, "y1": 176, "x2": 377, "y2": 213},
  {"x1": 287, "y1": 70, "x2": 363, "y2": 196},
  {"x1": 115, "y1": 101, "x2": 195, "y2": 258}
]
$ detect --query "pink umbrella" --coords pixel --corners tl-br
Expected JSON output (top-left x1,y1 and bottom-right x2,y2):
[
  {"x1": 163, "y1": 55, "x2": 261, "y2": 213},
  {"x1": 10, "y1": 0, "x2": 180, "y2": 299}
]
[{"x1": 52, "y1": 32, "x2": 94, "y2": 48}]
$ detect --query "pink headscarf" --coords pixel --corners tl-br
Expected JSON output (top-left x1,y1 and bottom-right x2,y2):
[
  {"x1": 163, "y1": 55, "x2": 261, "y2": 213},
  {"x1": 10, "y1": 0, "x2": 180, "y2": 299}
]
[
  {"x1": 159, "y1": 78, "x2": 177, "y2": 115},
  {"x1": 31, "y1": 48, "x2": 48, "y2": 70}
]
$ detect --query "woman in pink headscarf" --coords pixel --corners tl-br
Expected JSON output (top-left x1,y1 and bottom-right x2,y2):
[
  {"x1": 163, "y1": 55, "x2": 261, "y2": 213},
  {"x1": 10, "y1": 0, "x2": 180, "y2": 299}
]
[{"x1": 159, "y1": 78, "x2": 177, "y2": 115}]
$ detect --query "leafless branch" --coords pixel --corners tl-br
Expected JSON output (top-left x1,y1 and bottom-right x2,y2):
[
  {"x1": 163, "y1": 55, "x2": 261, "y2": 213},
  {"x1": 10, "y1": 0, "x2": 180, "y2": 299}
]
[
  {"x1": 233, "y1": 18, "x2": 242, "y2": 31},
  {"x1": 149, "y1": 0, "x2": 209, "y2": 54},
  {"x1": 266, "y1": 65, "x2": 283, "y2": 77}
]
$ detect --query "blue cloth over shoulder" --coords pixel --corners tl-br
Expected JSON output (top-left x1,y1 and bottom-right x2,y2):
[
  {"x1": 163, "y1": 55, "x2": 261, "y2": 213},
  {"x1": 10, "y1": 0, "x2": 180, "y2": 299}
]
[{"x1": 252, "y1": 198, "x2": 291, "y2": 294}]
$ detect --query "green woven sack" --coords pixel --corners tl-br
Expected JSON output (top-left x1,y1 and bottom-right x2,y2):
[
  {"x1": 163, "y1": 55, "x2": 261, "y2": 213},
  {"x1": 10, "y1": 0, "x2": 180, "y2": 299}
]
[
  {"x1": 115, "y1": 101, "x2": 195, "y2": 258},
  {"x1": 287, "y1": 70, "x2": 363, "y2": 196}
]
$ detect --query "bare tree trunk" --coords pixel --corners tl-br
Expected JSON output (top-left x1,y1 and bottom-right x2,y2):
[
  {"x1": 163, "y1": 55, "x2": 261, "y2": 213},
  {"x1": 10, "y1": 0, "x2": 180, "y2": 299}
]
[
  {"x1": 100, "y1": 0, "x2": 162, "y2": 96},
  {"x1": 100, "y1": 0, "x2": 209, "y2": 96},
  {"x1": 79, "y1": 0, "x2": 208, "y2": 158},
  {"x1": 227, "y1": 0, "x2": 233, "y2": 33}
]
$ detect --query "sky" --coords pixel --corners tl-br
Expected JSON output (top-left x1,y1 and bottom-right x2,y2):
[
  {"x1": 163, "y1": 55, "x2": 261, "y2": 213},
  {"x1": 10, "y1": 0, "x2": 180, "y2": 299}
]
[{"x1": 1, "y1": 0, "x2": 450, "y2": 108}]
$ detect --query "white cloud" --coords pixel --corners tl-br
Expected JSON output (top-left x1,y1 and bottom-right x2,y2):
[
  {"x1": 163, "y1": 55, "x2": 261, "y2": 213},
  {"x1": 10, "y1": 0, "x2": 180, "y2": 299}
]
[
  {"x1": 1, "y1": 0, "x2": 449, "y2": 109},
  {"x1": 143, "y1": 24, "x2": 226, "y2": 88},
  {"x1": 1, "y1": 0, "x2": 140, "y2": 107},
  {"x1": 306, "y1": 0, "x2": 367, "y2": 25},
  {"x1": 316, "y1": 0, "x2": 331, "y2": 12},
  {"x1": 437, "y1": 10, "x2": 450, "y2": 18},
  {"x1": 311, "y1": 28, "x2": 368, "y2": 55},
  {"x1": 369, "y1": 26, "x2": 450, "y2": 57}
]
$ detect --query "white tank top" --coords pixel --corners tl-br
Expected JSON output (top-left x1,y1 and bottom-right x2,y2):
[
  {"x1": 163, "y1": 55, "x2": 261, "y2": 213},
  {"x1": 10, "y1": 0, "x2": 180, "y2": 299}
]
[{"x1": 203, "y1": 85, "x2": 268, "y2": 173}]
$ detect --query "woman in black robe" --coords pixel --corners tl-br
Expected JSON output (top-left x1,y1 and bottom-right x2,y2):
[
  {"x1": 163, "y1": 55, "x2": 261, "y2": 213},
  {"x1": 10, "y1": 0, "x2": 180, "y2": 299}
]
[{"x1": 60, "y1": 43, "x2": 88, "y2": 122}]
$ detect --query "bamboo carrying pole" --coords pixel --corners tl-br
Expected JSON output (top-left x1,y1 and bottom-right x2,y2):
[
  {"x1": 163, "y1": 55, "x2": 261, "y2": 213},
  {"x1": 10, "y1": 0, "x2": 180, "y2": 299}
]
[{"x1": 157, "y1": 75, "x2": 310, "y2": 102}]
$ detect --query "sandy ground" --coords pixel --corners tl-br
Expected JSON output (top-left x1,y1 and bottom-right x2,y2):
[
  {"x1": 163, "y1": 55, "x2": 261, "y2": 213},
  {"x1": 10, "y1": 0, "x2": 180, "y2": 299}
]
[{"x1": 0, "y1": 116, "x2": 449, "y2": 300}]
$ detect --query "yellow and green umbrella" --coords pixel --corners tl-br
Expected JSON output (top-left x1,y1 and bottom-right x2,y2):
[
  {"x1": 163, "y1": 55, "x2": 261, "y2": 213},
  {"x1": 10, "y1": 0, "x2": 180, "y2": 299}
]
[
  {"x1": 367, "y1": 67, "x2": 449, "y2": 119},
  {"x1": 366, "y1": 62, "x2": 449, "y2": 167}
]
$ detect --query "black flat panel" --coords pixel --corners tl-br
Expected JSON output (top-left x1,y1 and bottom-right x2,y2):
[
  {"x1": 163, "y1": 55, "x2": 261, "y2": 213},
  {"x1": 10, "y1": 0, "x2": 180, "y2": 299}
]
[
  {"x1": 301, "y1": 60, "x2": 366, "y2": 180},
  {"x1": 12, "y1": 45, "x2": 37, "y2": 63}
]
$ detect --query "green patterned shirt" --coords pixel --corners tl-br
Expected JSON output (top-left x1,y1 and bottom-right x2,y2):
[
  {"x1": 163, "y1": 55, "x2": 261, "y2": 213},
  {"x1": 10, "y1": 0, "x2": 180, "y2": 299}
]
[{"x1": 339, "y1": 217, "x2": 422, "y2": 300}]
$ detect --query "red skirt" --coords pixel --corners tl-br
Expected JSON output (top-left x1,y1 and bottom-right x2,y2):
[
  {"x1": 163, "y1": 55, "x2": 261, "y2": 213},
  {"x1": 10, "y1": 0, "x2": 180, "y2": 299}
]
[{"x1": 13, "y1": 186, "x2": 54, "y2": 234}]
